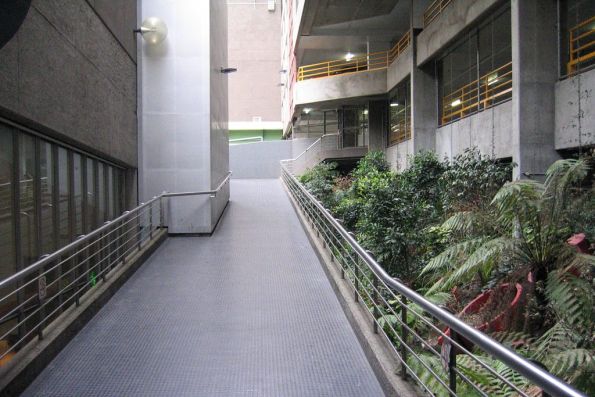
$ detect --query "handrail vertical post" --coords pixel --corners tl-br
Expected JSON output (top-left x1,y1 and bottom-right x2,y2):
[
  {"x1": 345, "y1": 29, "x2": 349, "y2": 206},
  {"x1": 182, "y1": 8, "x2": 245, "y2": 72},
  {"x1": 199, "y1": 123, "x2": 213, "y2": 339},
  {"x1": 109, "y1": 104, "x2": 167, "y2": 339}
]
[
  {"x1": 373, "y1": 277, "x2": 379, "y2": 334},
  {"x1": 400, "y1": 296, "x2": 408, "y2": 379},
  {"x1": 149, "y1": 200, "x2": 153, "y2": 239},
  {"x1": 449, "y1": 329, "x2": 457, "y2": 396}
]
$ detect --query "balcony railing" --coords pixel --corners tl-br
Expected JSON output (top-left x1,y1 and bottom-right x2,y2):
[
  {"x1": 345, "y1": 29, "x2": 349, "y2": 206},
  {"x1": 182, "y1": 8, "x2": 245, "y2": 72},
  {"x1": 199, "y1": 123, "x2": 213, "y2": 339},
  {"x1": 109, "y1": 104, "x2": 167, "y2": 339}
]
[
  {"x1": 441, "y1": 62, "x2": 512, "y2": 126},
  {"x1": 567, "y1": 15, "x2": 595, "y2": 75},
  {"x1": 297, "y1": 31, "x2": 411, "y2": 82},
  {"x1": 388, "y1": 119, "x2": 411, "y2": 146},
  {"x1": 424, "y1": 0, "x2": 453, "y2": 28}
]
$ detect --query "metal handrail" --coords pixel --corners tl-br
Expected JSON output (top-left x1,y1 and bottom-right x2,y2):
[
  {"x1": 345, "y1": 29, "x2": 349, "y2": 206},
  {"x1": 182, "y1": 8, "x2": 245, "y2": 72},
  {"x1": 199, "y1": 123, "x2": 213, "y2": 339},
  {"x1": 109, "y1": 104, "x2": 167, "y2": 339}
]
[
  {"x1": 0, "y1": 171, "x2": 231, "y2": 291},
  {"x1": 0, "y1": 171, "x2": 232, "y2": 366},
  {"x1": 424, "y1": 0, "x2": 453, "y2": 27},
  {"x1": 280, "y1": 161, "x2": 585, "y2": 397}
]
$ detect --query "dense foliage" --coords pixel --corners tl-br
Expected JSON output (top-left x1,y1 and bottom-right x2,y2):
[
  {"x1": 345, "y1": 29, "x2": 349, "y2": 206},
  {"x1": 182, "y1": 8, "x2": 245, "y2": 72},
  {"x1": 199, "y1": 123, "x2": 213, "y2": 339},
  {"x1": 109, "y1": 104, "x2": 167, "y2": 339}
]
[{"x1": 298, "y1": 148, "x2": 594, "y2": 395}]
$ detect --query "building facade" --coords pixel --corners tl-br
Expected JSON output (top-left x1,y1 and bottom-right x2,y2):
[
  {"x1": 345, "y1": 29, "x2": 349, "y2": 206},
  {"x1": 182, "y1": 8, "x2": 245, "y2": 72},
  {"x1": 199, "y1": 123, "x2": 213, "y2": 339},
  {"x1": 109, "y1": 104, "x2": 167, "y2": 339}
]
[
  {"x1": 281, "y1": 0, "x2": 595, "y2": 176},
  {"x1": 227, "y1": 0, "x2": 283, "y2": 143}
]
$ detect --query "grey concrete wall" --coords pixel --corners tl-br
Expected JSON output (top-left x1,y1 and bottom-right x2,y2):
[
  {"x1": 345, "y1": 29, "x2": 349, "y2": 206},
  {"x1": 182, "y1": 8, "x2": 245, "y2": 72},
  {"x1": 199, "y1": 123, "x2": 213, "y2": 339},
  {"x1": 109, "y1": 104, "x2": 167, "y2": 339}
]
[
  {"x1": 385, "y1": 140, "x2": 413, "y2": 171},
  {"x1": 230, "y1": 141, "x2": 292, "y2": 178},
  {"x1": 387, "y1": 46, "x2": 412, "y2": 92},
  {"x1": 511, "y1": 0, "x2": 559, "y2": 178},
  {"x1": 228, "y1": 3, "x2": 281, "y2": 124},
  {"x1": 416, "y1": 0, "x2": 504, "y2": 66},
  {"x1": 88, "y1": 0, "x2": 137, "y2": 61},
  {"x1": 0, "y1": 0, "x2": 138, "y2": 166},
  {"x1": 291, "y1": 137, "x2": 319, "y2": 158},
  {"x1": 210, "y1": 0, "x2": 231, "y2": 229},
  {"x1": 369, "y1": 100, "x2": 387, "y2": 151},
  {"x1": 435, "y1": 100, "x2": 513, "y2": 160},
  {"x1": 295, "y1": 70, "x2": 387, "y2": 106},
  {"x1": 555, "y1": 68, "x2": 595, "y2": 150}
]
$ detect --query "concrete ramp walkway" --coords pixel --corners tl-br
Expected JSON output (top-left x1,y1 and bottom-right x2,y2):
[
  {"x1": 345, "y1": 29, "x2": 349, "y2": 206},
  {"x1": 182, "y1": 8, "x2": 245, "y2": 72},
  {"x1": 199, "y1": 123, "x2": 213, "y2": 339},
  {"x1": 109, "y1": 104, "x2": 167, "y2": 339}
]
[{"x1": 23, "y1": 179, "x2": 384, "y2": 396}]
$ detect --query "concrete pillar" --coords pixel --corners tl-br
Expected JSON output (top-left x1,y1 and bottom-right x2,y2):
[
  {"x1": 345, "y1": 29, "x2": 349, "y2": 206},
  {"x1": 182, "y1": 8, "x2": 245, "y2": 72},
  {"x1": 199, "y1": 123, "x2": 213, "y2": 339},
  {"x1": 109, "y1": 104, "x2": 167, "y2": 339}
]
[
  {"x1": 368, "y1": 100, "x2": 387, "y2": 151},
  {"x1": 511, "y1": 0, "x2": 559, "y2": 179},
  {"x1": 410, "y1": 30, "x2": 437, "y2": 153}
]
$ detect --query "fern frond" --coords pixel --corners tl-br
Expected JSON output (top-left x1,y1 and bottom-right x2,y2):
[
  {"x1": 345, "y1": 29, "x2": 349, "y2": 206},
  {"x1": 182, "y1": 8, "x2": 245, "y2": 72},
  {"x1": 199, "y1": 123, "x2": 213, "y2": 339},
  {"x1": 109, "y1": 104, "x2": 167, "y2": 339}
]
[
  {"x1": 533, "y1": 322, "x2": 579, "y2": 362},
  {"x1": 546, "y1": 269, "x2": 594, "y2": 331},
  {"x1": 420, "y1": 237, "x2": 487, "y2": 278},
  {"x1": 546, "y1": 348, "x2": 594, "y2": 382},
  {"x1": 544, "y1": 158, "x2": 590, "y2": 204},
  {"x1": 443, "y1": 237, "x2": 515, "y2": 289},
  {"x1": 442, "y1": 211, "x2": 477, "y2": 236},
  {"x1": 492, "y1": 181, "x2": 543, "y2": 230}
]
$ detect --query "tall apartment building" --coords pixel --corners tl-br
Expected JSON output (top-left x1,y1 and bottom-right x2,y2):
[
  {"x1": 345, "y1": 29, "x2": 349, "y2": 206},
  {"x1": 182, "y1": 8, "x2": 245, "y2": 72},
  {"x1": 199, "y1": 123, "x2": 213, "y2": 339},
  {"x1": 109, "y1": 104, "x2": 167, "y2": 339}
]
[
  {"x1": 228, "y1": 0, "x2": 283, "y2": 143},
  {"x1": 281, "y1": 0, "x2": 594, "y2": 177}
]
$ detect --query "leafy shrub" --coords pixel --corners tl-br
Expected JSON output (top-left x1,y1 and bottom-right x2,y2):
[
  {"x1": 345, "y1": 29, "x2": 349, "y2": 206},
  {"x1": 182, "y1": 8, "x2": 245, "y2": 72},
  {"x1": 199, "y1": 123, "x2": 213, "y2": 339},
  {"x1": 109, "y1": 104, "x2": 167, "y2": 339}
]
[{"x1": 299, "y1": 161, "x2": 338, "y2": 208}]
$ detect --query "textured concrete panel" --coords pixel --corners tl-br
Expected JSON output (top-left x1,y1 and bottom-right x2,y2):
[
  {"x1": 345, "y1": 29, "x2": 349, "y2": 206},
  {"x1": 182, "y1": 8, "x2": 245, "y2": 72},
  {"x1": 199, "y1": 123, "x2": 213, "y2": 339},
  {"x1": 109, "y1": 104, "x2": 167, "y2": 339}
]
[
  {"x1": 230, "y1": 141, "x2": 292, "y2": 179},
  {"x1": 416, "y1": 0, "x2": 503, "y2": 66},
  {"x1": 387, "y1": 46, "x2": 412, "y2": 91},
  {"x1": 22, "y1": 180, "x2": 383, "y2": 397},
  {"x1": 295, "y1": 70, "x2": 387, "y2": 106},
  {"x1": 386, "y1": 140, "x2": 413, "y2": 171},
  {"x1": 88, "y1": 0, "x2": 137, "y2": 61},
  {"x1": 0, "y1": 1, "x2": 137, "y2": 166},
  {"x1": 555, "y1": 68, "x2": 595, "y2": 150},
  {"x1": 435, "y1": 101, "x2": 513, "y2": 160}
]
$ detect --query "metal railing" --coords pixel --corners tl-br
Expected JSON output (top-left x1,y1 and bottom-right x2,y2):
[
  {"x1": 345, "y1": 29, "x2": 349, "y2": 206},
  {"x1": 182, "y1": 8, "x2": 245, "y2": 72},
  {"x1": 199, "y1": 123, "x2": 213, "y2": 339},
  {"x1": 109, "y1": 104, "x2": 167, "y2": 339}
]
[
  {"x1": 297, "y1": 31, "x2": 411, "y2": 82},
  {"x1": 229, "y1": 136, "x2": 264, "y2": 145},
  {"x1": 567, "y1": 15, "x2": 595, "y2": 75},
  {"x1": 280, "y1": 162, "x2": 585, "y2": 397},
  {"x1": 441, "y1": 62, "x2": 512, "y2": 126},
  {"x1": 424, "y1": 0, "x2": 453, "y2": 27},
  {"x1": 282, "y1": 133, "x2": 340, "y2": 176},
  {"x1": 0, "y1": 172, "x2": 231, "y2": 365}
]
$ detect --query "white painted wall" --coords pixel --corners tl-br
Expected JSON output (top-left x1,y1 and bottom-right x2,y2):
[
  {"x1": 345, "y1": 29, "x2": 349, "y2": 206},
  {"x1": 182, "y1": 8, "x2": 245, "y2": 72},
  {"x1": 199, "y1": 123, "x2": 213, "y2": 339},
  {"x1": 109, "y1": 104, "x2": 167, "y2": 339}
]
[{"x1": 140, "y1": 0, "x2": 229, "y2": 234}]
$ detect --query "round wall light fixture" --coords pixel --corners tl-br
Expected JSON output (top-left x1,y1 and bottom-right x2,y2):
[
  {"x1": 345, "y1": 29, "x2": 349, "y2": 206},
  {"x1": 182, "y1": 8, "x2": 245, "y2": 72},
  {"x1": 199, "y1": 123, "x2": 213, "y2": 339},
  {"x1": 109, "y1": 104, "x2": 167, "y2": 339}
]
[{"x1": 134, "y1": 17, "x2": 168, "y2": 44}]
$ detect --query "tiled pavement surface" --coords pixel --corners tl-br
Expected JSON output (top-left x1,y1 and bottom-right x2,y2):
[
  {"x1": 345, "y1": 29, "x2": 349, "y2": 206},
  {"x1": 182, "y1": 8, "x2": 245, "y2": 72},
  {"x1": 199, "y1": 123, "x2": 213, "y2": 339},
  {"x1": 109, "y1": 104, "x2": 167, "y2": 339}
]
[{"x1": 23, "y1": 179, "x2": 384, "y2": 397}]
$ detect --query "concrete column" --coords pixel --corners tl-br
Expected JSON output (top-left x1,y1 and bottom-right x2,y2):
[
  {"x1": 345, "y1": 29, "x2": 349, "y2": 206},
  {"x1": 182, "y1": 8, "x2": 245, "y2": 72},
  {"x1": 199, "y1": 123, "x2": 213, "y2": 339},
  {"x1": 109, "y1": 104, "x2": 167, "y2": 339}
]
[
  {"x1": 410, "y1": 30, "x2": 437, "y2": 153},
  {"x1": 368, "y1": 100, "x2": 388, "y2": 151},
  {"x1": 511, "y1": 0, "x2": 559, "y2": 179}
]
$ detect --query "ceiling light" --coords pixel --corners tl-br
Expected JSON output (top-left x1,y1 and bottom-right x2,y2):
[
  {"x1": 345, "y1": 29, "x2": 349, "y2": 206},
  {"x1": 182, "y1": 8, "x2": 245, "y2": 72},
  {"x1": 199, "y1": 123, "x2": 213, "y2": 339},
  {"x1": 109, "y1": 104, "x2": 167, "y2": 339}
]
[
  {"x1": 363, "y1": 109, "x2": 368, "y2": 115},
  {"x1": 345, "y1": 52, "x2": 355, "y2": 61},
  {"x1": 390, "y1": 102, "x2": 399, "y2": 107},
  {"x1": 487, "y1": 72, "x2": 499, "y2": 86},
  {"x1": 451, "y1": 99, "x2": 461, "y2": 107},
  {"x1": 303, "y1": 108, "x2": 312, "y2": 114}
]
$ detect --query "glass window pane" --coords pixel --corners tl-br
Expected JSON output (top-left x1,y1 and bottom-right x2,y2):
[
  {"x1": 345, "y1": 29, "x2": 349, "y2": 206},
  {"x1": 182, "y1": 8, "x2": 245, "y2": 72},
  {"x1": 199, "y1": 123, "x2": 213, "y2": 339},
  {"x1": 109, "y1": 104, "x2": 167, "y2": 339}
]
[
  {"x1": 86, "y1": 158, "x2": 96, "y2": 232},
  {"x1": 97, "y1": 163, "x2": 105, "y2": 223},
  {"x1": 58, "y1": 147, "x2": 70, "y2": 248},
  {"x1": 19, "y1": 134, "x2": 37, "y2": 267},
  {"x1": 73, "y1": 153, "x2": 83, "y2": 236},
  {"x1": 107, "y1": 167, "x2": 114, "y2": 220},
  {"x1": 0, "y1": 126, "x2": 15, "y2": 278},
  {"x1": 39, "y1": 142, "x2": 55, "y2": 255}
]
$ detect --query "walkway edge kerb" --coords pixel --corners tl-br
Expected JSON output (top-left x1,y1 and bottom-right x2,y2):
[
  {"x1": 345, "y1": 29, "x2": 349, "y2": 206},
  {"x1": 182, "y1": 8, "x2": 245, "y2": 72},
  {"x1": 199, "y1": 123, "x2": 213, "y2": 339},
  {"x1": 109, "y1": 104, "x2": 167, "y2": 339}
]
[
  {"x1": 0, "y1": 230, "x2": 168, "y2": 397},
  {"x1": 282, "y1": 179, "x2": 420, "y2": 397}
]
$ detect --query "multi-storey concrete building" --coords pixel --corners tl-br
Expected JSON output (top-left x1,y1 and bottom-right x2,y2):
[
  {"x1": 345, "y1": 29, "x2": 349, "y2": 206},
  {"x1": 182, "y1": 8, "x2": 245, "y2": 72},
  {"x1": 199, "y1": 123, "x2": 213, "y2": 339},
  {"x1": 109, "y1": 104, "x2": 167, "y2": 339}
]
[{"x1": 281, "y1": 0, "x2": 595, "y2": 176}]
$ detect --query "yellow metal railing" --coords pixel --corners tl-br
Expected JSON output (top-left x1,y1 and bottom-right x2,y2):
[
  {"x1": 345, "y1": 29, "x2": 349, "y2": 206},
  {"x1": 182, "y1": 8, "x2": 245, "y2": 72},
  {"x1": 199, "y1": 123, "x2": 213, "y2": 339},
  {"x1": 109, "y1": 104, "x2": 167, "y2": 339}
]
[
  {"x1": 297, "y1": 31, "x2": 411, "y2": 82},
  {"x1": 423, "y1": 0, "x2": 453, "y2": 28},
  {"x1": 441, "y1": 62, "x2": 512, "y2": 125},
  {"x1": 567, "y1": 15, "x2": 595, "y2": 75},
  {"x1": 388, "y1": 30, "x2": 411, "y2": 63}
]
